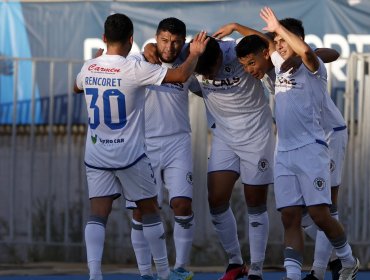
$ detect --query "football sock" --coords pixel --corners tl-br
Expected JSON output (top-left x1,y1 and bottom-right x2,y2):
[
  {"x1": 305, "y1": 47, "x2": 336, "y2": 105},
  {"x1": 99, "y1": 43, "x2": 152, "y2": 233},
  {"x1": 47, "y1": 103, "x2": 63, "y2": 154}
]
[
  {"x1": 131, "y1": 219, "x2": 152, "y2": 276},
  {"x1": 173, "y1": 213, "x2": 195, "y2": 269}
]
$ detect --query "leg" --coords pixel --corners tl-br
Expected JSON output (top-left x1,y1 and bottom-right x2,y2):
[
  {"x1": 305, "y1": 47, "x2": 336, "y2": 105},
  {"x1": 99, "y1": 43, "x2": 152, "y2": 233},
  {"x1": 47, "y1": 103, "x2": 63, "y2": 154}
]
[
  {"x1": 244, "y1": 184, "x2": 269, "y2": 278},
  {"x1": 85, "y1": 196, "x2": 114, "y2": 280},
  {"x1": 136, "y1": 197, "x2": 170, "y2": 280},
  {"x1": 130, "y1": 208, "x2": 153, "y2": 278},
  {"x1": 281, "y1": 206, "x2": 304, "y2": 280}
]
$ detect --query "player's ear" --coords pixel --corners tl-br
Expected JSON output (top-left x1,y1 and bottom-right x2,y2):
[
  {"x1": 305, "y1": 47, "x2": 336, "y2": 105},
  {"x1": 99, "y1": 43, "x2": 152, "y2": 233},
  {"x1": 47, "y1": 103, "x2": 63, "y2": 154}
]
[
  {"x1": 129, "y1": 35, "x2": 133, "y2": 45},
  {"x1": 103, "y1": 34, "x2": 107, "y2": 43},
  {"x1": 263, "y1": 48, "x2": 270, "y2": 59}
]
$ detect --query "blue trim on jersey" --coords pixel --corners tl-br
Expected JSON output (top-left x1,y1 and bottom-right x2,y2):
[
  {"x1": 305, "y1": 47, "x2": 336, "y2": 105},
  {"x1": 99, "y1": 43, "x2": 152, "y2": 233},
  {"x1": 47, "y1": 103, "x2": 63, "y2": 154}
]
[
  {"x1": 333, "y1": 125, "x2": 347, "y2": 132},
  {"x1": 84, "y1": 153, "x2": 147, "y2": 170},
  {"x1": 315, "y1": 139, "x2": 328, "y2": 148}
]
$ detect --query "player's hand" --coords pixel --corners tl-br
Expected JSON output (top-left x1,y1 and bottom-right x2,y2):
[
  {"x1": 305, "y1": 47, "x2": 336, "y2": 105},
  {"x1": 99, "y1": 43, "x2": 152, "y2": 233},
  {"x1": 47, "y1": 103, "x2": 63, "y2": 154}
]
[
  {"x1": 260, "y1": 6, "x2": 280, "y2": 33},
  {"x1": 143, "y1": 43, "x2": 161, "y2": 65},
  {"x1": 281, "y1": 56, "x2": 302, "y2": 74},
  {"x1": 189, "y1": 31, "x2": 209, "y2": 57},
  {"x1": 212, "y1": 23, "x2": 235, "y2": 39},
  {"x1": 94, "y1": 48, "x2": 104, "y2": 58}
]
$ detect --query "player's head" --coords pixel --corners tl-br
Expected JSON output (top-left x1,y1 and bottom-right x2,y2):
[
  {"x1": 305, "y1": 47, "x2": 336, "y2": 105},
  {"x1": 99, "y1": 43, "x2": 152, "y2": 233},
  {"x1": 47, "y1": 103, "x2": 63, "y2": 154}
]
[
  {"x1": 104, "y1": 13, "x2": 134, "y2": 53},
  {"x1": 235, "y1": 35, "x2": 271, "y2": 79},
  {"x1": 155, "y1": 17, "x2": 186, "y2": 63},
  {"x1": 274, "y1": 18, "x2": 305, "y2": 60},
  {"x1": 195, "y1": 36, "x2": 222, "y2": 79}
]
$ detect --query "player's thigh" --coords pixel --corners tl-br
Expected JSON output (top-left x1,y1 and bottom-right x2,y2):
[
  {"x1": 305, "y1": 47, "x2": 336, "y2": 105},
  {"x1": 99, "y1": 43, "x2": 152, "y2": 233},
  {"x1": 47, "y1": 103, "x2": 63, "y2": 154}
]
[
  {"x1": 274, "y1": 151, "x2": 304, "y2": 210},
  {"x1": 295, "y1": 143, "x2": 331, "y2": 207},
  {"x1": 86, "y1": 166, "x2": 122, "y2": 199},
  {"x1": 115, "y1": 155, "x2": 158, "y2": 202},
  {"x1": 243, "y1": 183, "x2": 269, "y2": 206},
  {"x1": 208, "y1": 171, "x2": 239, "y2": 208}
]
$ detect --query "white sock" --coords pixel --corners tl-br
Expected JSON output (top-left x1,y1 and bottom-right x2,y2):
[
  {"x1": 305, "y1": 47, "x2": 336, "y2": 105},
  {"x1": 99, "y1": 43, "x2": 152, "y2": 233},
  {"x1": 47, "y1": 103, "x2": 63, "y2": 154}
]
[
  {"x1": 247, "y1": 207, "x2": 269, "y2": 276},
  {"x1": 211, "y1": 205, "x2": 243, "y2": 265},
  {"x1": 142, "y1": 213, "x2": 169, "y2": 279},
  {"x1": 85, "y1": 216, "x2": 106, "y2": 280},
  {"x1": 284, "y1": 247, "x2": 303, "y2": 280},
  {"x1": 173, "y1": 213, "x2": 195, "y2": 269},
  {"x1": 131, "y1": 219, "x2": 152, "y2": 276},
  {"x1": 330, "y1": 235, "x2": 355, "y2": 268}
]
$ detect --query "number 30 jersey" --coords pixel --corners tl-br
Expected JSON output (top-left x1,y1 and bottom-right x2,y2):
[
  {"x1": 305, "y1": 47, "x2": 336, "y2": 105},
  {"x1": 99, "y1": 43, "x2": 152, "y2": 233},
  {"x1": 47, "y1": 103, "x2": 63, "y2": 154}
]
[{"x1": 75, "y1": 54, "x2": 167, "y2": 169}]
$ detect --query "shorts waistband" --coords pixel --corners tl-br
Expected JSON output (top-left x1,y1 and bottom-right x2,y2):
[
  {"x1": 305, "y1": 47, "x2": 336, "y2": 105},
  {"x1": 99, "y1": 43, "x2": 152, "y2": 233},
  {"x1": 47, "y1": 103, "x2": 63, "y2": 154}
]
[
  {"x1": 333, "y1": 125, "x2": 347, "y2": 132},
  {"x1": 316, "y1": 139, "x2": 328, "y2": 148}
]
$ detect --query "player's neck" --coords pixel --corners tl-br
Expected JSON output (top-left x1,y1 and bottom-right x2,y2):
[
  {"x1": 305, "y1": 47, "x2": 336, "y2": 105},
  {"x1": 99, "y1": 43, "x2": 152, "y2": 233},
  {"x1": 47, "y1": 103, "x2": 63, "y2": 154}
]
[{"x1": 106, "y1": 43, "x2": 130, "y2": 57}]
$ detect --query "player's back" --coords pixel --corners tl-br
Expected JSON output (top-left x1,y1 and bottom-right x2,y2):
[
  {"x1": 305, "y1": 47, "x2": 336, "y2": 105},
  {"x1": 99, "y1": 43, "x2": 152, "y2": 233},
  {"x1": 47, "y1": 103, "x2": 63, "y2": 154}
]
[{"x1": 76, "y1": 54, "x2": 167, "y2": 169}]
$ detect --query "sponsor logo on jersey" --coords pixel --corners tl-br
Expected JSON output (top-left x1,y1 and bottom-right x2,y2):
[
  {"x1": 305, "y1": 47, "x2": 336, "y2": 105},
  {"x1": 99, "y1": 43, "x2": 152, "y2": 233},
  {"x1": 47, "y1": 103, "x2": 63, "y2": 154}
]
[
  {"x1": 88, "y1": 64, "x2": 120, "y2": 73},
  {"x1": 258, "y1": 159, "x2": 269, "y2": 172},
  {"x1": 91, "y1": 134, "x2": 97, "y2": 144},
  {"x1": 330, "y1": 159, "x2": 336, "y2": 173},
  {"x1": 201, "y1": 77, "x2": 241, "y2": 88},
  {"x1": 313, "y1": 177, "x2": 326, "y2": 191},
  {"x1": 186, "y1": 172, "x2": 193, "y2": 185},
  {"x1": 99, "y1": 138, "x2": 125, "y2": 144}
]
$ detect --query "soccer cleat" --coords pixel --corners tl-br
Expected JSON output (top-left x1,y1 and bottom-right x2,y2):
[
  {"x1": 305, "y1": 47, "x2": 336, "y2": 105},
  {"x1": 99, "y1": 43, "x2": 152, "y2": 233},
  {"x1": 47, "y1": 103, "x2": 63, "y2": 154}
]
[
  {"x1": 141, "y1": 276, "x2": 155, "y2": 280},
  {"x1": 338, "y1": 257, "x2": 360, "y2": 280},
  {"x1": 329, "y1": 259, "x2": 342, "y2": 280},
  {"x1": 170, "y1": 267, "x2": 194, "y2": 280},
  {"x1": 218, "y1": 263, "x2": 248, "y2": 280},
  {"x1": 302, "y1": 271, "x2": 319, "y2": 280},
  {"x1": 247, "y1": 274, "x2": 263, "y2": 280}
]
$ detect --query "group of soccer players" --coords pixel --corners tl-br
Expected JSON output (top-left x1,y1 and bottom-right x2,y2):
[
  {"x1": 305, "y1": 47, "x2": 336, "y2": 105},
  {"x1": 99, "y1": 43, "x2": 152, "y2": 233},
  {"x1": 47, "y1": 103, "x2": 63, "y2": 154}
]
[{"x1": 74, "y1": 6, "x2": 359, "y2": 280}]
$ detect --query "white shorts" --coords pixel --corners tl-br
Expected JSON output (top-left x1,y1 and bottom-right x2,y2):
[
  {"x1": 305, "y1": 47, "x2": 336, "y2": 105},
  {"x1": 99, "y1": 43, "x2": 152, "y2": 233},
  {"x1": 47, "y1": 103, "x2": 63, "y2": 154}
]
[
  {"x1": 327, "y1": 128, "x2": 348, "y2": 187},
  {"x1": 126, "y1": 133, "x2": 193, "y2": 209},
  {"x1": 208, "y1": 131, "x2": 274, "y2": 185},
  {"x1": 86, "y1": 154, "x2": 158, "y2": 202},
  {"x1": 274, "y1": 142, "x2": 331, "y2": 210}
]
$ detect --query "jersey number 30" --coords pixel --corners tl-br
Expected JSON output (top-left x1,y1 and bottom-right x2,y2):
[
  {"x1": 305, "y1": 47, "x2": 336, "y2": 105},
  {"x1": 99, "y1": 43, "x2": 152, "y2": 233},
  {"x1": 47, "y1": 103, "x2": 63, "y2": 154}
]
[{"x1": 86, "y1": 88, "x2": 127, "y2": 130}]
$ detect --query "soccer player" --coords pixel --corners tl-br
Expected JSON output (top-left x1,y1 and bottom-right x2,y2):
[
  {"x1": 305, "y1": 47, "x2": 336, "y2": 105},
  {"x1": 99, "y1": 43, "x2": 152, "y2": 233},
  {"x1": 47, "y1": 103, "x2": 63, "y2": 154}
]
[
  {"x1": 193, "y1": 35, "x2": 275, "y2": 280},
  {"x1": 125, "y1": 17, "x2": 199, "y2": 280},
  {"x1": 233, "y1": 32, "x2": 347, "y2": 280},
  {"x1": 260, "y1": 6, "x2": 359, "y2": 280},
  {"x1": 73, "y1": 13, "x2": 208, "y2": 280}
]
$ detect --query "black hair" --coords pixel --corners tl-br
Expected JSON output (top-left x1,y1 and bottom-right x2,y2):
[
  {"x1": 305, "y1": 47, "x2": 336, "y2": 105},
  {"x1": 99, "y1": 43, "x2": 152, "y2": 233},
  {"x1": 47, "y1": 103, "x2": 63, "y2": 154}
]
[
  {"x1": 279, "y1": 18, "x2": 305, "y2": 39},
  {"x1": 104, "y1": 13, "x2": 134, "y2": 43},
  {"x1": 235, "y1": 35, "x2": 268, "y2": 58},
  {"x1": 156, "y1": 17, "x2": 186, "y2": 37},
  {"x1": 195, "y1": 36, "x2": 221, "y2": 76}
]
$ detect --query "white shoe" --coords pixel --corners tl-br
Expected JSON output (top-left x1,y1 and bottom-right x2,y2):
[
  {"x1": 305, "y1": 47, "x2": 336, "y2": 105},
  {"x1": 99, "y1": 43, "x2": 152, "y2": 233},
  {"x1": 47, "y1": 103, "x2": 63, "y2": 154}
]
[{"x1": 339, "y1": 257, "x2": 360, "y2": 280}]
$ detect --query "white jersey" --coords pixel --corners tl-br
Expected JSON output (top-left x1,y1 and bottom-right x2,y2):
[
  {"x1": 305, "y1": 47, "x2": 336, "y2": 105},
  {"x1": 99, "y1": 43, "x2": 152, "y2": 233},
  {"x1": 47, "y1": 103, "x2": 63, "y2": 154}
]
[
  {"x1": 262, "y1": 68, "x2": 276, "y2": 95},
  {"x1": 196, "y1": 40, "x2": 272, "y2": 145},
  {"x1": 271, "y1": 51, "x2": 327, "y2": 151},
  {"x1": 75, "y1": 54, "x2": 167, "y2": 169},
  {"x1": 142, "y1": 53, "x2": 200, "y2": 138}
]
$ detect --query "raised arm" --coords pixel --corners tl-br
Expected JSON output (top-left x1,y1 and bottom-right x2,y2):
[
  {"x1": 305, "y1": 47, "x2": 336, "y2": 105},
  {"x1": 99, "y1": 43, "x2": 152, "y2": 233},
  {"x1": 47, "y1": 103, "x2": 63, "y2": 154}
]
[
  {"x1": 260, "y1": 6, "x2": 319, "y2": 72},
  {"x1": 163, "y1": 31, "x2": 209, "y2": 83},
  {"x1": 143, "y1": 43, "x2": 161, "y2": 64},
  {"x1": 212, "y1": 22, "x2": 275, "y2": 54}
]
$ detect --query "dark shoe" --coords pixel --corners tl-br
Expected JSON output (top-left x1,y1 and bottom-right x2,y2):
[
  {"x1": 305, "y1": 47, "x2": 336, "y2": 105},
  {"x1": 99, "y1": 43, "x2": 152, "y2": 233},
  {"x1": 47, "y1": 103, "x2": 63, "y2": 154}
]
[
  {"x1": 218, "y1": 263, "x2": 248, "y2": 280},
  {"x1": 302, "y1": 271, "x2": 319, "y2": 280},
  {"x1": 329, "y1": 259, "x2": 342, "y2": 280},
  {"x1": 247, "y1": 275, "x2": 263, "y2": 280}
]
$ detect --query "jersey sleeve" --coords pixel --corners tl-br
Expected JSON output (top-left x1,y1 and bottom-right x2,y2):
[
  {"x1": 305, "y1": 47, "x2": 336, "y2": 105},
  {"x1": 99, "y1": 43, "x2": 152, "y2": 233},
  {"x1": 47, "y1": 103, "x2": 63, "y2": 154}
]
[
  {"x1": 188, "y1": 75, "x2": 201, "y2": 93},
  {"x1": 134, "y1": 60, "x2": 168, "y2": 86},
  {"x1": 309, "y1": 57, "x2": 327, "y2": 80}
]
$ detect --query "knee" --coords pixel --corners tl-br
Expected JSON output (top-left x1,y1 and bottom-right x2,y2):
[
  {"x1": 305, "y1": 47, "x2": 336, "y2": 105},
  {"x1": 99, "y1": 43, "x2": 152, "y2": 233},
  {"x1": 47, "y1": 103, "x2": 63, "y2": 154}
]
[
  {"x1": 171, "y1": 197, "x2": 192, "y2": 216},
  {"x1": 209, "y1": 202, "x2": 229, "y2": 216}
]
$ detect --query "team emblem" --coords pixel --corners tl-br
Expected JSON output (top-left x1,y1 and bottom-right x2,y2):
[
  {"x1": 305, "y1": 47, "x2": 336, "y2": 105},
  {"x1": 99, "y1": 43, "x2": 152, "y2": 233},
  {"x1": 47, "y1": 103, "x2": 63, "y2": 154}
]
[
  {"x1": 313, "y1": 177, "x2": 326, "y2": 191},
  {"x1": 186, "y1": 172, "x2": 193, "y2": 185},
  {"x1": 330, "y1": 160, "x2": 336, "y2": 173},
  {"x1": 258, "y1": 159, "x2": 269, "y2": 172},
  {"x1": 223, "y1": 64, "x2": 235, "y2": 75},
  {"x1": 91, "y1": 134, "x2": 97, "y2": 144}
]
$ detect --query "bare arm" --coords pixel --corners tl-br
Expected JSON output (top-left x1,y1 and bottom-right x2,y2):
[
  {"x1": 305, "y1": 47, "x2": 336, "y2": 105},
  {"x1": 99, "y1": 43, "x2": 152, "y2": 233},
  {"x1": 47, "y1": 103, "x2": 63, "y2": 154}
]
[
  {"x1": 163, "y1": 31, "x2": 209, "y2": 83},
  {"x1": 260, "y1": 6, "x2": 319, "y2": 72},
  {"x1": 73, "y1": 80, "x2": 83, "y2": 94},
  {"x1": 315, "y1": 48, "x2": 340, "y2": 63},
  {"x1": 212, "y1": 22, "x2": 275, "y2": 54},
  {"x1": 143, "y1": 43, "x2": 161, "y2": 64}
]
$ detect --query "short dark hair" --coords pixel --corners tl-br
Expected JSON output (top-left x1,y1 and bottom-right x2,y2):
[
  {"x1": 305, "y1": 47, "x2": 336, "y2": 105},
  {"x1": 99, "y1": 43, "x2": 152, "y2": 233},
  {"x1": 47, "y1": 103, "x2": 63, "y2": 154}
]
[
  {"x1": 235, "y1": 35, "x2": 268, "y2": 58},
  {"x1": 279, "y1": 18, "x2": 305, "y2": 39},
  {"x1": 195, "y1": 37, "x2": 221, "y2": 76},
  {"x1": 104, "y1": 13, "x2": 133, "y2": 44},
  {"x1": 156, "y1": 17, "x2": 186, "y2": 37}
]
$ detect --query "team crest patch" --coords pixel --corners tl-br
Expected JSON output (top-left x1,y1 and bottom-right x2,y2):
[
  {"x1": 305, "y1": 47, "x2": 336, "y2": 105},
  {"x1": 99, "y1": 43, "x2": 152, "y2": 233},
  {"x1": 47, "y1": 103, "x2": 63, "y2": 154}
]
[
  {"x1": 186, "y1": 172, "x2": 193, "y2": 185},
  {"x1": 258, "y1": 159, "x2": 269, "y2": 172},
  {"x1": 223, "y1": 64, "x2": 235, "y2": 75},
  {"x1": 91, "y1": 134, "x2": 97, "y2": 144},
  {"x1": 330, "y1": 160, "x2": 336, "y2": 173},
  {"x1": 314, "y1": 177, "x2": 326, "y2": 191}
]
